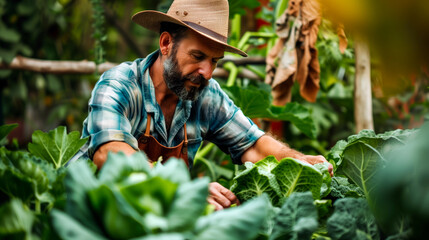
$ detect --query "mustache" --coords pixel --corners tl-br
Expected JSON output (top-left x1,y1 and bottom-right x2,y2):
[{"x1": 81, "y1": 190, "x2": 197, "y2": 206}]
[{"x1": 184, "y1": 74, "x2": 207, "y2": 85}]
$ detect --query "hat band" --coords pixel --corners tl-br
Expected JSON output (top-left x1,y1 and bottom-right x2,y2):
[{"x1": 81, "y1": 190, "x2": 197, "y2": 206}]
[{"x1": 183, "y1": 21, "x2": 227, "y2": 44}]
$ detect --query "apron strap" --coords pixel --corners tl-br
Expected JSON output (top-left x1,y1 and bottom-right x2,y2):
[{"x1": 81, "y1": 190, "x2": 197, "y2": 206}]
[
  {"x1": 145, "y1": 113, "x2": 187, "y2": 147},
  {"x1": 145, "y1": 114, "x2": 151, "y2": 137},
  {"x1": 182, "y1": 122, "x2": 188, "y2": 154},
  {"x1": 184, "y1": 123, "x2": 188, "y2": 145}
]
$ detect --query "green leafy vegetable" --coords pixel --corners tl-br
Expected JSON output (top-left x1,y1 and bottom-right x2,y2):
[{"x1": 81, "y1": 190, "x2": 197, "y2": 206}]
[
  {"x1": 327, "y1": 198, "x2": 379, "y2": 240},
  {"x1": 327, "y1": 128, "x2": 415, "y2": 167},
  {"x1": 28, "y1": 126, "x2": 88, "y2": 169},
  {"x1": 51, "y1": 209, "x2": 107, "y2": 240},
  {"x1": 0, "y1": 199, "x2": 35, "y2": 239},
  {"x1": 52, "y1": 152, "x2": 267, "y2": 239},
  {"x1": 230, "y1": 161, "x2": 281, "y2": 206},
  {"x1": 231, "y1": 156, "x2": 323, "y2": 206},
  {"x1": 327, "y1": 128, "x2": 416, "y2": 204},
  {"x1": 270, "y1": 192, "x2": 319, "y2": 240},
  {"x1": 0, "y1": 148, "x2": 49, "y2": 204},
  {"x1": 329, "y1": 177, "x2": 364, "y2": 199},
  {"x1": 374, "y1": 123, "x2": 429, "y2": 239},
  {"x1": 337, "y1": 141, "x2": 383, "y2": 205},
  {"x1": 194, "y1": 195, "x2": 270, "y2": 240},
  {"x1": 272, "y1": 158, "x2": 323, "y2": 201}
]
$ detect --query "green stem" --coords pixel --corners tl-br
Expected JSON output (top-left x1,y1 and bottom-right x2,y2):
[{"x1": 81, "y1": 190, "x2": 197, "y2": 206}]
[
  {"x1": 195, "y1": 142, "x2": 215, "y2": 159},
  {"x1": 224, "y1": 62, "x2": 238, "y2": 87},
  {"x1": 35, "y1": 199, "x2": 41, "y2": 214},
  {"x1": 194, "y1": 156, "x2": 217, "y2": 181},
  {"x1": 230, "y1": 14, "x2": 242, "y2": 47},
  {"x1": 237, "y1": 32, "x2": 276, "y2": 50},
  {"x1": 246, "y1": 65, "x2": 266, "y2": 79}
]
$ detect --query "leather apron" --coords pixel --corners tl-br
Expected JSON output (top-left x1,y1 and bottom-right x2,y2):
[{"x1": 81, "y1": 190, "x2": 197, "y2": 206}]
[{"x1": 138, "y1": 114, "x2": 189, "y2": 166}]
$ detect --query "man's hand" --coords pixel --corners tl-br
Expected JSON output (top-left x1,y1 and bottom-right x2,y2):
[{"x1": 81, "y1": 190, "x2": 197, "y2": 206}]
[
  {"x1": 241, "y1": 135, "x2": 334, "y2": 176},
  {"x1": 302, "y1": 155, "x2": 334, "y2": 176},
  {"x1": 207, "y1": 182, "x2": 240, "y2": 210}
]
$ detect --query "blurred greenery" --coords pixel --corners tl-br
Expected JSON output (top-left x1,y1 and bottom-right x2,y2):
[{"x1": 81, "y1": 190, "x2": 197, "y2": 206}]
[{"x1": 0, "y1": 0, "x2": 428, "y2": 183}]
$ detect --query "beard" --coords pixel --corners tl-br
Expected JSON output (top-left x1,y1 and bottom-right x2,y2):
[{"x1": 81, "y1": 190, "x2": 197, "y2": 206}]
[{"x1": 163, "y1": 49, "x2": 208, "y2": 101}]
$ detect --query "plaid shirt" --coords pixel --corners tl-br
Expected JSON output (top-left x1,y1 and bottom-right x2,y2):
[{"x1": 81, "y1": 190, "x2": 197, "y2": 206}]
[{"x1": 75, "y1": 50, "x2": 264, "y2": 167}]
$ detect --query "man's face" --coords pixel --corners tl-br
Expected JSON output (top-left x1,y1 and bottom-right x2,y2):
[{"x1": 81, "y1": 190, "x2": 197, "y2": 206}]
[
  {"x1": 163, "y1": 45, "x2": 207, "y2": 101},
  {"x1": 163, "y1": 30, "x2": 225, "y2": 101}
]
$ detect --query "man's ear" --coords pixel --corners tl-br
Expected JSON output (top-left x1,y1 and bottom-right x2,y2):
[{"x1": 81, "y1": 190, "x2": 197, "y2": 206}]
[{"x1": 159, "y1": 32, "x2": 173, "y2": 56}]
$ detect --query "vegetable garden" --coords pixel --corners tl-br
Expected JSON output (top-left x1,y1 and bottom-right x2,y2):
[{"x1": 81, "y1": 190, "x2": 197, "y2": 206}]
[
  {"x1": 1, "y1": 120, "x2": 428, "y2": 239},
  {"x1": 1, "y1": 0, "x2": 429, "y2": 239}
]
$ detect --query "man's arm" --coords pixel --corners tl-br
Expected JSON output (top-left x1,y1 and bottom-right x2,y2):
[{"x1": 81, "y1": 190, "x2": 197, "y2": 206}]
[
  {"x1": 241, "y1": 134, "x2": 333, "y2": 175},
  {"x1": 93, "y1": 141, "x2": 137, "y2": 169}
]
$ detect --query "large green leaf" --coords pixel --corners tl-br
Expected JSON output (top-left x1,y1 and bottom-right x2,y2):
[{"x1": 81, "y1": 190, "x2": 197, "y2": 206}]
[
  {"x1": 327, "y1": 128, "x2": 415, "y2": 167},
  {"x1": 374, "y1": 123, "x2": 429, "y2": 238},
  {"x1": 151, "y1": 157, "x2": 191, "y2": 184},
  {"x1": 88, "y1": 185, "x2": 148, "y2": 239},
  {"x1": 272, "y1": 158, "x2": 323, "y2": 200},
  {"x1": 222, "y1": 86, "x2": 271, "y2": 119},
  {"x1": 28, "y1": 126, "x2": 88, "y2": 169},
  {"x1": 231, "y1": 157, "x2": 324, "y2": 206},
  {"x1": 327, "y1": 128, "x2": 416, "y2": 203},
  {"x1": 270, "y1": 192, "x2": 319, "y2": 240},
  {"x1": 231, "y1": 161, "x2": 281, "y2": 206},
  {"x1": 119, "y1": 176, "x2": 178, "y2": 216},
  {"x1": 269, "y1": 104, "x2": 317, "y2": 138},
  {"x1": 64, "y1": 161, "x2": 102, "y2": 235},
  {"x1": 51, "y1": 210, "x2": 107, "y2": 240},
  {"x1": 166, "y1": 177, "x2": 210, "y2": 231},
  {"x1": 337, "y1": 141, "x2": 383, "y2": 204},
  {"x1": 0, "y1": 123, "x2": 18, "y2": 145},
  {"x1": 194, "y1": 195, "x2": 269, "y2": 240},
  {"x1": 222, "y1": 86, "x2": 316, "y2": 138},
  {"x1": 0, "y1": 199, "x2": 35, "y2": 239},
  {"x1": 0, "y1": 149, "x2": 50, "y2": 203},
  {"x1": 327, "y1": 198, "x2": 380, "y2": 240},
  {"x1": 255, "y1": 155, "x2": 278, "y2": 172}
]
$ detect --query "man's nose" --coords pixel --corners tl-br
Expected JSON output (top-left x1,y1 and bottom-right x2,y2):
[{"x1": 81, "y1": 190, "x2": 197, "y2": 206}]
[{"x1": 198, "y1": 60, "x2": 215, "y2": 80}]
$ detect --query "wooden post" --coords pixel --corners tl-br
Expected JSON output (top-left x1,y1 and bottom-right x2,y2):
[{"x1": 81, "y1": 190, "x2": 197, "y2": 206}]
[{"x1": 354, "y1": 36, "x2": 374, "y2": 132}]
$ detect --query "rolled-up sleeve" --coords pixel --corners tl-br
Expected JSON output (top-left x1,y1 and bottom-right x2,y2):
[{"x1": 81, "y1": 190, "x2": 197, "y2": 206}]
[
  {"x1": 205, "y1": 81, "x2": 264, "y2": 164},
  {"x1": 84, "y1": 67, "x2": 140, "y2": 158}
]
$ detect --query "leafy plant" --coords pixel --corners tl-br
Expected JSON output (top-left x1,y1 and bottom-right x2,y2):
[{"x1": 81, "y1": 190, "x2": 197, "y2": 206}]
[
  {"x1": 269, "y1": 192, "x2": 319, "y2": 240},
  {"x1": 0, "y1": 199, "x2": 36, "y2": 240},
  {"x1": 327, "y1": 198, "x2": 379, "y2": 240},
  {"x1": 28, "y1": 126, "x2": 88, "y2": 169},
  {"x1": 222, "y1": 85, "x2": 317, "y2": 138},
  {"x1": 52, "y1": 152, "x2": 270, "y2": 240},
  {"x1": 327, "y1": 128, "x2": 416, "y2": 204},
  {"x1": 373, "y1": 123, "x2": 429, "y2": 238},
  {"x1": 329, "y1": 176, "x2": 364, "y2": 199},
  {"x1": 230, "y1": 156, "x2": 323, "y2": 206}
]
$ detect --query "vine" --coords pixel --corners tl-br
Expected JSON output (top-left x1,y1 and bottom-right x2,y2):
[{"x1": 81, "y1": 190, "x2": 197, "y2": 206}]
[{"x1": 90, "y1": 0, "x2": 106, "y2": 67}]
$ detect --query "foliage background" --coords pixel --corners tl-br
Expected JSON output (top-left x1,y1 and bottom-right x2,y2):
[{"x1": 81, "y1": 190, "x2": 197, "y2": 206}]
[{"x1": 1, "y1": 0, "x2": 428, "y2": 156}]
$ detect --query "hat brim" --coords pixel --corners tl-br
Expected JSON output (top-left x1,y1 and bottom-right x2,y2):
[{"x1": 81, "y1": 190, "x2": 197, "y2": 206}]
[{"x1": 132, "y1": 10, "x2": 247, "y2": 57}]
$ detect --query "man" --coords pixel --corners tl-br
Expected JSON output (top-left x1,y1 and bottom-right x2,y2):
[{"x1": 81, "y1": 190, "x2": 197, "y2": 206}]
[{"x1": 77, "y1": 0, "x2": 333, "y2": 210}]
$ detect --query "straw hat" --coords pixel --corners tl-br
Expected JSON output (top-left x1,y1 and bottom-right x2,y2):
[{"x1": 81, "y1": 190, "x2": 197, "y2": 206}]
[{"x1": 132, "y1": 0, "x2": 247, "y2": 57}]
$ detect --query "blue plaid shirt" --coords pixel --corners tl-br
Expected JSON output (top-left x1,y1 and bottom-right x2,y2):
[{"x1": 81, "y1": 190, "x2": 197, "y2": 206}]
[{"x1": 76, "y1": 50, "x2": 264, "y2": 167}]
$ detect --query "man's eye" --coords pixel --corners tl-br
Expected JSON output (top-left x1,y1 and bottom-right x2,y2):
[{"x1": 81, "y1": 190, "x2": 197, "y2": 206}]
[{"x1": 193, "y1": 55, "x2": 204, "y2": 60}]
